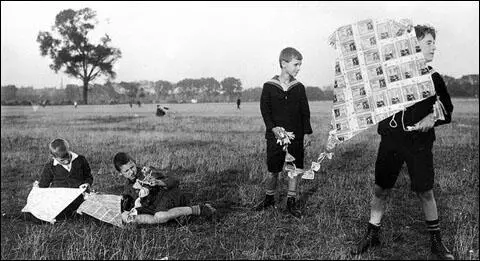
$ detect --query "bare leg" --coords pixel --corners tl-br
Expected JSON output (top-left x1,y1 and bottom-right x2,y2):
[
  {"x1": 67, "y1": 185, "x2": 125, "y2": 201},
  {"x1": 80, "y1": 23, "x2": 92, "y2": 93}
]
[
  {"x1": 369, "y1": 184, "x2": 390, "y2": 225},
  {"x1": 266, "y1": 172, "x2": 279, "y2": 195},
  {"x1": 287, "y1": 175, "x2": 298, "y2": 197},
  {"x1": 416, "y1": 189, "x2": 438, "y2": 221},
  {"x1": 123, "y1": 206, "x2": 193, "y2": 224}
]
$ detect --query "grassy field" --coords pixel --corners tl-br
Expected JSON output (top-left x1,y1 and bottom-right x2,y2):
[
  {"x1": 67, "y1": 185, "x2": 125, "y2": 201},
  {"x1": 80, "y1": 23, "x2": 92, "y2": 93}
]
[{"x1": 1, "y1": 99, "x2": 478, "y2": 260}]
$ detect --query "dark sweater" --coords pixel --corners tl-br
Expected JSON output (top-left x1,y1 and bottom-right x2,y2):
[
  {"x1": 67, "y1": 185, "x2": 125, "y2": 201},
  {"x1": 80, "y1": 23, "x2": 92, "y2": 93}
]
[
  {"x1": 122, "y1": 166, "x2": 184, "y2": 214},
  {"x1": 377, "y1": 67, "x2": 453, "y2": 142},
  {"x1": 39, "y1": 154, "x2": 93, "y2": 188},
  {"x1": 122, "y1": 166, "x2": 180, "y2": 200},
  {"x1": 260, "y1": 76, "x2": 313, "y2": 140}
]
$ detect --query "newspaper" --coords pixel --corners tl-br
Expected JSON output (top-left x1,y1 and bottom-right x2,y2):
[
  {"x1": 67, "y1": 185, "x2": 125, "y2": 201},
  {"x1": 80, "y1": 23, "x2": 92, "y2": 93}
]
[
  {"x1": 21, "y1": 185, "x2": 86, "y2": 223},
  {"x1": 327, "y1": 18, "x2": 436, "y2": 144},
  {"x1": 76, "y1": 193, "x2": 124, "y2": 228}
]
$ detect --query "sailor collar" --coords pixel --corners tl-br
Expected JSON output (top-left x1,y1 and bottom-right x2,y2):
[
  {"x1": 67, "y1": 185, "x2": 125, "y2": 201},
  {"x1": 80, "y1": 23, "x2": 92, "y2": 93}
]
[
  {"x1": 267, "y1": 75, "x2": 300, "y2": 92},
  {"x1": 52, "y1": 151, "x2": 79, "y2": 172}
]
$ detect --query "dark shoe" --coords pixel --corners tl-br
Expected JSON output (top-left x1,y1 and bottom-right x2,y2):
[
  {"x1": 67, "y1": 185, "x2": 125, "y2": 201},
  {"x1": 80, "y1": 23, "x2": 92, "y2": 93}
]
[
  {"x1": 351, "y1": 223, "x2": 381, "y2": 255},
  {"x1": 253, "y1": 195, "x2": 275, "y2": 211},
  {"x1": 199, "y1": 203, "x2": 216, "y2": 218},
  {"x1": 431, "y1": 232, "x2": 455, "y2": 260},
  {"x1": 286, "y1": 197, "x2": 302, "y2": 218}
]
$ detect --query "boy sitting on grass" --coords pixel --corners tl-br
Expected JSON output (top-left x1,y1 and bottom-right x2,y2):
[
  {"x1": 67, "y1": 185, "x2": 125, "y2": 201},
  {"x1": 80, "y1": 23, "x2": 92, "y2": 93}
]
[
  {"x1": 39, "y1": 138, "x2": 93, "y2": 218},
  {"x1": 113, "y1": 152, "x2": 216, "y2": 224}
]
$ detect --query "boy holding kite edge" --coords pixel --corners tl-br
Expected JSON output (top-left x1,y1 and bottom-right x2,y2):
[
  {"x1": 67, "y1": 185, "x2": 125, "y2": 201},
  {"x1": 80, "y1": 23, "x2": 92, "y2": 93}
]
[{"x1": 351, "y1": 25, "x2": 454, "y2": 260}]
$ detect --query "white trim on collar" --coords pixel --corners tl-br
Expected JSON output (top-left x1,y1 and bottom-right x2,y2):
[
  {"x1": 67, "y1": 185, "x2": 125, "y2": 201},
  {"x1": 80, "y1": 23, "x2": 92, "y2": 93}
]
[
  {"x1": 52, "y1": 151, "x2": 78, "y2": 172},
  {"x1": 267, "y1": 75, "x2": 300, "y2": 91}
]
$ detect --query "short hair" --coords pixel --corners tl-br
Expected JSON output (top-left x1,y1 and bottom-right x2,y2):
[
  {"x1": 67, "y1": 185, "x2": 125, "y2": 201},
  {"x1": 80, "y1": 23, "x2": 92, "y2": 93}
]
[
  {"x1": 414, "y1": 24, "x2": 436, "y2": 40},
  {"x1": 113, "y1": 152, "x2": 135, "y2": 171},
  {"x1": 49, "y1": 138, "x2": 69, "y2": 158},
  {"x1": 279, "y1": 47, "x2": 303, "y2": 68}
]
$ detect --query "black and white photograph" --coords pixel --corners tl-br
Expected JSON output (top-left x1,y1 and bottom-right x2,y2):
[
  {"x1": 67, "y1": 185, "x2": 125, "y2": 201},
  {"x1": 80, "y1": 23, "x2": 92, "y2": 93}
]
[{"x1": 1, "y1": 1, "x2": 478, "y2": 260}]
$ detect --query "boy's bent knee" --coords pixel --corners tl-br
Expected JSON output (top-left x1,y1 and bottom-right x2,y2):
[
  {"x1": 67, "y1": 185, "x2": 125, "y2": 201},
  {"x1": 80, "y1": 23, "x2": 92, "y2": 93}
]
[
  {"x1": 416, "y1": 189, "x2": 434, "y2": 201},
  {"x1": 374, "y1": 185, "x2": 390, "y2": 199},
  {"x1": 268, "y1": 172, "x2": 279, "y2": 178},
  {"x1": 153, "y1": 212, "x2": 170, "y2": 223}
]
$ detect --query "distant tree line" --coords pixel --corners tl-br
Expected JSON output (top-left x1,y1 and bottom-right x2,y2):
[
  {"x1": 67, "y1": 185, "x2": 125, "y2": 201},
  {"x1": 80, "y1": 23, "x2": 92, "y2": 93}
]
[
  {"x1": 0, "y1": 76, "x2": 243, "y2": 105},
  {"x1": 1, "y1": 74, "x2": 478, "y2": 106}
]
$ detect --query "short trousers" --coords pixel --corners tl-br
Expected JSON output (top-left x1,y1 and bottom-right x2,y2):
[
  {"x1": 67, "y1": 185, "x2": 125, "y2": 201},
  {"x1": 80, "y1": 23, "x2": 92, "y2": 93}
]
[
  {"x1": 266, "y1": 138, "x2": 304, "y2": 173},
  {"x1": 375, "y1": 134, "x2": 434, "y2": 192},
  {"x1": 137, "y1": 187, "x2": 192, "y2": 214}
]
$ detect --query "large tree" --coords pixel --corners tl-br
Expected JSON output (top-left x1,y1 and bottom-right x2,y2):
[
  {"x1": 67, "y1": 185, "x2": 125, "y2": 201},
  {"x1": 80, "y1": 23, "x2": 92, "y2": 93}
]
[
  {"x1": 221, "y1": 77, "x2": 242, "y2": 101},
  {"x1": 37, "y1": 8, "x2": 121, "y2": 104}
]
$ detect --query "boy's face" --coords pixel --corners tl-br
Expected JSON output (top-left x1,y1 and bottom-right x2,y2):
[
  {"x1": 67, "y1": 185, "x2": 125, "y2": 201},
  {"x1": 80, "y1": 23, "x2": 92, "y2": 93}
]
[
  {"x1": 51, "y1": 150, "x2": 71, "y2": 165},
  {"x1": 119, "y1": 160, "x2": 137, "y2": 180},
  {"x1": 282, "y1": 58, "x2": 302, "y2": 77},
  {"x1": 418, "y1": 33, "x2": 436, "y2": 63}
]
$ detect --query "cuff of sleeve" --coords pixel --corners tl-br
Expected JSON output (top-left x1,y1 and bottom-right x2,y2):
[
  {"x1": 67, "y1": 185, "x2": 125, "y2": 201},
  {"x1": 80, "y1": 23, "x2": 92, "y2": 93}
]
[{"x1": 266, "y1": 123, "x2": 275, "y2": 131}]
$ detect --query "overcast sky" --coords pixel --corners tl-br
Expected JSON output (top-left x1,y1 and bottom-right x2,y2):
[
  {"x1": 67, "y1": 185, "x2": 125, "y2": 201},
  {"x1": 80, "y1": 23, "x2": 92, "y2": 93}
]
[{"x1": 1, "y1": 1, "x2": 478, "y2": 89}]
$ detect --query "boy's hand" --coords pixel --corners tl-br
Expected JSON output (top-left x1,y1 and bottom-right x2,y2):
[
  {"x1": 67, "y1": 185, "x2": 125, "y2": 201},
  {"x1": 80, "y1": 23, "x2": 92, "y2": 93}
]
[
  {"x1": 152, "y1": 179, "x2": 167, "y2": 187},
  {"x1": 272, "y1": 127, "x2": 284, "y2": 139},
  {"x1": 409, "y1": 113, "x2": 435, "y2": 132},
  {"x1": 138, "y1": 187, "x2": 150, "y2": 198},
  {"x1": 304, "y1": 136, "x2": 312, "y2": 148},
  {"x1": 79, "y1": 183, "x2": 90, "y2": 190}
]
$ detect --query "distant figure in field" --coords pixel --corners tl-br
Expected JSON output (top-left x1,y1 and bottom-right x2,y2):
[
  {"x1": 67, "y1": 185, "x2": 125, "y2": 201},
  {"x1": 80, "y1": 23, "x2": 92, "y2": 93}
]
[
  {"x1": 30, "y1": 101, "x2": 40, "y2": 112},
  {"x1": 39, "y1": 138, "x2": 93, "y2": 219},
  {"x1": 137, "y1": 101, "x2": 141, "y2": 107},
  {"x1": 129, "y1": 101, "x2": 133, "y2": 108},
  {"x1": 41, "y1": 100, "x2": 49, "y2": 108},
  {"x1": 156, "y1": 105, "x2": 169, "y2": 117},
  {"x1": 113, "y1": 152, "x2": 216, "y2": 225},
  {"x1": 256, "y1": 47, "x2": 313, "y2": 218},
  {"x1": 74, "y1": 101, "x2": 78, "y2": 109},
  {"x1": 236, "y1": 98, "x2": 241, "y2": 110}
]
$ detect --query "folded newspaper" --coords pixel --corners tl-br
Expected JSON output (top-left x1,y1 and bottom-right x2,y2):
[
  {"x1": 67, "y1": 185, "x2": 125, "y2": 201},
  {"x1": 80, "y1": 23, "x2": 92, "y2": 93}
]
[{"x1": 76, "y1": 193, "x2": 124, "y2": 228}]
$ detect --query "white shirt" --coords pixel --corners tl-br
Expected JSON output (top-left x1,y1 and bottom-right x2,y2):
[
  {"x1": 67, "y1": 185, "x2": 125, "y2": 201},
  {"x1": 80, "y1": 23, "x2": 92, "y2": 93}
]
[{"x1": 52, "y1": 151, "x2": 79, "y2": 172}]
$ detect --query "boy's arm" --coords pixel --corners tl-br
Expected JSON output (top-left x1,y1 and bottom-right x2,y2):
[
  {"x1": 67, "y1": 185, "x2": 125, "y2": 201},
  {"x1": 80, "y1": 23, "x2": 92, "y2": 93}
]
[
  {"x1": 38, "y1": 162, "x2": 53, "y2": 188},
  {"x1": 260, "y1": 85, "x2": 275, "y2": 131},
  {"x1": 122, "y1": 181, "x2": 138, "y2": 200},
  {"x1": 300, "y1": 86, "x2": 313, "y2": 134},
  {"x1": 149, "y1": 167, "x2": 179, "y2": 189},
  {"x1": 432, "y1": 73, "x2": 454, "y2": 126}
]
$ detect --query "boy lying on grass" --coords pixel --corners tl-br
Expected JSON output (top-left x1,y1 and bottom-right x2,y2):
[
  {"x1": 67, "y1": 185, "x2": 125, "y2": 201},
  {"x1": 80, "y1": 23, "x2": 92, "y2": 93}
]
[{"x1": 113, "y1": 152, "x2": 216, "y2": 224}]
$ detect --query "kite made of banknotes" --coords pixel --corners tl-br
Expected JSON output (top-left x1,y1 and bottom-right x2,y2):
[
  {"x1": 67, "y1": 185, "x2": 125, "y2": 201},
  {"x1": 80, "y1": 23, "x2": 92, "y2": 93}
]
[
  {"x1": 21, "y1": 182, "x2": 86, "y2": 223},
  {"x1": 327, "y1": 18, "x2": 437, "y2": 144},
  {"x1": 283, "y1": 18, "x2": 445, "y2": 179}
]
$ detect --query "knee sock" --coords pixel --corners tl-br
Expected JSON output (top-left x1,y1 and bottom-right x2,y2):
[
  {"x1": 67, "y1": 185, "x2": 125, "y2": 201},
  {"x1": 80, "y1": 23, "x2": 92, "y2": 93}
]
[
  {"x1": 287, "y1": 190, "x2": 296, "y2": 199},
  {"x1": 426, "y1": 219, "x2": 440, "y2": 238},
  {"x1": 266, "y1": 172, "x2": 278, "y2": 196},
  {"x1": 190, "y1": 205, "x2": 201, "y2": 216}
]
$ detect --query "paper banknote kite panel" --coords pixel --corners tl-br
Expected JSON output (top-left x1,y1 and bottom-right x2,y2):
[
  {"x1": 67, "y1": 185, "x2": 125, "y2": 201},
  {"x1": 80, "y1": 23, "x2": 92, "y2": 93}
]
[{"x1": 328, "y1": 18, "x2": 435, "y2": 143}]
